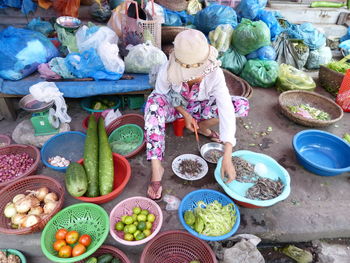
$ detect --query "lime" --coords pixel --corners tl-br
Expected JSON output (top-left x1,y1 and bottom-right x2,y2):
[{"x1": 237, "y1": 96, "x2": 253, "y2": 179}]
[
  {"x1": 124, "y1": 225, "x2": 130, "y2": 233},
  {"x1": 124, "y1": 233, "x2": 134, "y2": 241},
  {"x1": 115, "y1": 221, "x2": 124, "y2": 231},
  {"x1": 135, "y1": 232, "x2": 146, "y2": 241},
  {"x1": 137, "y1": 214, "x2": 147, "y2": 222},
  {"x1": 143, "y1": 229, "x2": 152, "y2": 237},
  {"x1": 147, "y1": 214, "x2": 156, "y2": 223},
  {"x1": 137, "y1": 221, "x2": 146, "y2": 231},
  {"x1": 121, "y1": 215, "x2": 127, "y2": 223},
  {"x1": 128, "y1": 224, "x2": 137, "y2": 234},
  {"x1": 140, "y1": 209, "x2": 149, "y2": 216},
  {"x1": 133, "y1": 207, "x2": 142, "y2": 215},
  {"x1": 133, "y1": 230, "x2": 141, "y2": 238},
  {"x1": 133, "y1": 221, "x2": 138, "y2": 226},
  {"x1": 124, "y1": 216, "x2": 134, "y2": 225},
  {"x1": 132, "y1": 213, "x2": 138, "y2": 222},
  {"x1": 146, "y1": 222, "x2": 153, "y2": 230}
]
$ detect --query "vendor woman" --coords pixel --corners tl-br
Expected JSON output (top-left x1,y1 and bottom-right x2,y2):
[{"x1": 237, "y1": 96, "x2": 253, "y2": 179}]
[{"x1": 144, "y1": 29, "x2": 249, "y2": 200}]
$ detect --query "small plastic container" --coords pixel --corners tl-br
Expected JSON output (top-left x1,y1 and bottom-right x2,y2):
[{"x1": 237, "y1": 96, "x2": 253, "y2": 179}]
[{"x1": 173, "y1": 118, "x2": 185, "y2": 137}]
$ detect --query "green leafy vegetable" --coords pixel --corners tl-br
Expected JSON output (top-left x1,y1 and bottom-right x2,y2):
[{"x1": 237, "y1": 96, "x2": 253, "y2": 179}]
[
  {"x1": 344, "y1": 133, "x2": 350, "y2": 143},
  {"x1": 326, "y1": 55, "x2": 350, "y2": 74},
  {"x1": 184, "y1": 210, "x2": 195, "y2": 226},
  {"x1": 288, "y1": 104, "x2": 330, "y2": 121}
]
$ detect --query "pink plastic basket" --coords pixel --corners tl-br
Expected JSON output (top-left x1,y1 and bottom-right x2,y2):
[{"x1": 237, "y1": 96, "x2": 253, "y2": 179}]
[
  {"x1": 109, "y1": 196, "x2": 163, "y2": 246},
  {"x1": 140, "y1": 230, "x2": 218, "y2": 263}
]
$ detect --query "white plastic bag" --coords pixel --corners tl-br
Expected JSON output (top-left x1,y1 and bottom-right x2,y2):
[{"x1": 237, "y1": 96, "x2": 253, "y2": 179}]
[
  {"x1": 76, "y1": 26, "x2": 118, "y2": 53},
  {"x1": 209, "y1": 24, "x2": 234, "y2": 53},
  {"x1": 145, "y1": 1, "x2": 165, "y2": 23},
  {"x1": 97, "y1": 42, "x2": 125, "y2": 74},
  {"x1": 29, "y1": 82, "x2": 71, "y2": 123},
  {"x1": 163, "y1": 194, "x2": 181, "y2": 211},
  {"x1": 103, "y1": 109, "x2": 122, "y2": 127},
  {"x1": 124, "y1": 41, "x2": 167, "y2": 74}
]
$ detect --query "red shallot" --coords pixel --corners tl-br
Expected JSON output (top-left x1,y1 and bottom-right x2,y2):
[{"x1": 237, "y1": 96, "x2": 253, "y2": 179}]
[{"x1": 0, "y1": 153, "x2": 35, "y2": 183}]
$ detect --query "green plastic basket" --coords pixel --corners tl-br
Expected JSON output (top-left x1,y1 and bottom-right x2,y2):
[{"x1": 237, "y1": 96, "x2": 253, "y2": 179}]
[
  {"x1": 108, "y1": 124, "x2": 144, "y2": 156},
  {"x1": 41, "y1": 203, "x2": 110, "y2": 263},
  {"x1": 0, "y1": 249, "x2": 26, "y2": 263}
]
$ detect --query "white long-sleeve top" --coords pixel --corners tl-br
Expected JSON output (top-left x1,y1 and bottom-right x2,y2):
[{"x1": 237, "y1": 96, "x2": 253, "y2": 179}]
[{"x1": 154, "y1": 62, "x2": 237, "y2": 147}]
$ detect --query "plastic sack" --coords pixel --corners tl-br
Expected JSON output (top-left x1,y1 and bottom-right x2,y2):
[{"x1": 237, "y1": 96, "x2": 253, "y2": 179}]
[
  {"x1": 107, "y1": 2, "x2": 127, "y2": 38},
  {"x1": 240, "y1": 59, "x2": 279, "y2": 88},
  {"x1": 255, "y1": 9, "x2": 282, "y2": 41},
  {"x1": 187, "y1": 0, "x2": 202, "y2": 15},
  {"x1": 194, "y1": 4, "x2": 238, "y2": 34},
  {"x1": 336, "y1": 70, "x2": 350, "y2": 112},
  {"x1": 340, "y1": 27, "x2": 350, "y2": 43},
  {"x1": 90, "y1": 2, "x2": 112, "y2": 23},
  {"x1": 287, "y1": 23, "x2": 326, "y2": 50},
  {"x1": 273, "y1": 34, "x2": 309, "y2": 70},
  {"x1": 209, "y1": 24, "x2": 234, "y2": 53},
  {"x1": 163, "y1": 194, "x2": 181, "y2": 211},
  {"x1": 236, "y1": 0, "x2": 267, "y2": 20},
  {"x1": 124, "y1": 41, "x2": 167, "y2": 74},
  {"x1": 49, "y1": 57, "x2": 76, "y2": 79},
  {"x1": 305, "y1": 46, "x2": 332, "y2": 69},
  {"x1": 29, "y1": 82, "x2": 71, "y2": 123},
  {"x1": 104, "y1": 109, "x2": 122, "y2": 127},
  {"x1": 232, "y1": 19, "x2": 271, "y2": 56},
  {"x1": 65, "y1": 48, "x2": 122, "y2": 80},
  {"x1": 0, "y1": 27, "x2": 59, "y2": 80},
  {"x1": 53, "y1": 0, "x2": 80, "y2": 17},
  {"x1": 97, "y1": 41, "x2": 125, "y2": 74},
  {"x1": 54, "y1": 23, "x2": 79, "y2": 53},
  {"x1": 76, "y1": 25, "x2": 118, "y2": 53},
  {"x1": 339, "y1": 39, "x2": 350, "y2": 56},
  {"x1": 0, "y1": 0, "x2": 37, "y2": 14},
  {"x1": 163, "y1": 9, "x2": 194, "y2": 26},
  {"x1": 27, "y1": 17, "x2": 53, "y2": 36},
  {"x1": 38, "y1": 63, "x2": 61, "y2": 80},
  {"x1": 219, "y1": 48, "x2": 247, "y2": 75},
  {"x1": 276, "y1": 64, "x2": 316, "y2": 92},
  {"x1": 246, "y1": 46, "x2": 276, "y2": 61}
]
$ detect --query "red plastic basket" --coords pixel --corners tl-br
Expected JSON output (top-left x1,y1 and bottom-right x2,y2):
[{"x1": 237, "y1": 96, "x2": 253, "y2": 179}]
[
  {"x1": 75, "y1": 245, "x2": 131, "y2": 263},
  {"x1": 74, "y1": 153, "x2": 131, "y2": 204},
  {"x1": 106, "y1": 114, "x2": 146, "y2": 158},
  {"x1": 0, "y1": 134, "x2": 11, "y2": 147},
  {"x1": 0, "y1": 175, "x2": 65, "y2": 235},
  {"x1": 82, "y1": 112, "x2": 102, "y2": 130},
  {"x1": 140, "y1": 230, "x2": 218, "y2": 263},
  {"x1": 0, "y1": 144, "x2": 40, "y2": 188}
]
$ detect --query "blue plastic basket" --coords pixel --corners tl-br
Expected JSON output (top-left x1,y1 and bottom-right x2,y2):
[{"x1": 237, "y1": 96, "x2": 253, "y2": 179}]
[
  {"x1": 215, "y1": 150, "x2": 291, "y2": 208},
  {"x1": 81, "y1": 96, "x2": 121, "y2": 113},
  {"x1": 0, "y1": 249, "x2": 26, "y2": 263},
  {"x1": 41, "y1": 131, "x2": 86, "y2": 172},
  {"x1": 178, "y1": 189, "x2": 240, "y2": 241}
]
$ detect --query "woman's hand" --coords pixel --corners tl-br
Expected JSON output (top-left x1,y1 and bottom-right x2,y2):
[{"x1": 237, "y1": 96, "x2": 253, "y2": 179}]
[
  {"x1": 221, "y1": 143, "x2": 236, "y2": 183},
  {"x1": 184, "y1": 114, "x2": 198, "y2": 132}
]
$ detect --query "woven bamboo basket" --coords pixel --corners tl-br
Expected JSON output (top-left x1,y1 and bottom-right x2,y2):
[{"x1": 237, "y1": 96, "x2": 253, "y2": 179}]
[
  {"x1": 319, "y1": 65, "x2": 344, "y2": 96},
  {"x1": 223, "y1": 69, "x2": 253, "y2": 99},
  {"x1": 161, "y1": 26, "x2": 187, "y2": 45},
  {"x1": 155, "y1": 0, "x2": 189, "y2": 11},
  {"x1": 279, "y1": 90, "x2": 344, "y2": 127}
]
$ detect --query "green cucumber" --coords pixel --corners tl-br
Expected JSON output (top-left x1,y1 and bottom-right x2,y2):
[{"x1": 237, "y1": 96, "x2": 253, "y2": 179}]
[
  {"x1": 84, "y1": 114, "x2": 99, "y2": 197},
  {"x1": 65, "y1": 163, "x2": 88, "y2": 197},
  {"x1": 98, "y1": 117, "x2": 114, "y2": 195},
  {"x1": 97, "y1": 254, "x2": 114, "y2": 263},
  {"x1": 86, "y1": 257, "x2": 98, "y2": 263},
  {"x1": 310, "y1": 1, "x2": 345, "y2": 8}
]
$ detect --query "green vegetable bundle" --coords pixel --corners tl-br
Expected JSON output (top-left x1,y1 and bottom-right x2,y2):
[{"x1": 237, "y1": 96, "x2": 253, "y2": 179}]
[
  {"x1": 288, "y1": 104, "x2": 330, "y2": 121},
  {"x1": 326, "y1": 55, "x2": 350, "y2": 74}
]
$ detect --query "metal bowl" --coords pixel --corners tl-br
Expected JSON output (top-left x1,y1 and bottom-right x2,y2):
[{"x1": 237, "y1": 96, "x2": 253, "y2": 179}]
[
  {"x1": 19, "y1": 94, "x2": 54, "y2": 113},
  {"x1": 56, "y1": 16, "x2": 82, "y2": 29},
  {"x1": 200, "y1": 142, "x2": 225, "y2": 164}
]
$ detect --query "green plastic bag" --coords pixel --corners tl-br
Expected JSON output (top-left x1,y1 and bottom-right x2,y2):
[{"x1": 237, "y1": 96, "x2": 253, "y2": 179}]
[
  {"x1": 241, "y1": 59, "x2": 279, "y2": 88},
  {"x1": 219, "y1": 48, "x2": 247, "y2": 75},
  {"x1": 232, "y1": 19, "x2": 271, "y2": 56},
  {"x1": 305, "y1": 46, "x2": 332, "y2": 69},
  {"x1": 209, "y1": 24, "x2": 234, "y2": 53},
  {"x1": 276, "y1": 64, "x2": 316, "y2": 92}
]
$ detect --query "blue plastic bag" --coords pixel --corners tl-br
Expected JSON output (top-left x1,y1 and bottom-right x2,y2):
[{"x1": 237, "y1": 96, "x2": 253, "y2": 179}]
[
  {"x1": 163, "y1": 8, "x2": 194, "y2": 26},
  {"x1": 236, "y1": 0, "x2": 267, "y2": 20},
  {"x1": 65, "y1": 48, "x2": 122, "y2": 80},
  {"x1": 255, "y1": 10, "x2": 282, "y2": 41},
  {"x1": 0, "y1": 0, "x2": 37, "y2": 14},
  {"x1": 340, "y1": 27, "x2": 350, "y2": 43},
  {"x1": 287, "y1": 23, "x2": 326, "y2": 50},
  {"x1": 194, "y1": 4, "x2": 238, "y2": 34},
  {"x1": 246, "y1": 46, "x2": 276, "y2": 61},
  {"x1": 0, "y1": 27, "x2": 59, "y2": 80},
  {"x1": 27, "y1": 18, "x2": 54, "y2": 36}
]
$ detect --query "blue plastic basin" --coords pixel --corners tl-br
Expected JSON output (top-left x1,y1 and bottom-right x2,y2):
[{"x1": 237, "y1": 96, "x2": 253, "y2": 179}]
[
  {"x1": 293, "y1": 130, "x2": 350, "y2": 176},
  {"x1": 41, "y1": 131, "x2": 86, "y2": 172}
]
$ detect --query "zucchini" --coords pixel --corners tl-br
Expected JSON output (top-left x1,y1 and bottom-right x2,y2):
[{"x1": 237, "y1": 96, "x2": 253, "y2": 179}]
[
  {"x1": 98, "y1": 117, "x2": 114, "y2": 195},
  {"x1": 111, "y1": 258, "x2": 121, "y2": 263},
  {"x1": 84, "y1": 114, "x2": 99, "y2": 197},
  {"x1": 65, "y1": 163, "x2": 88, "y2": 197},
  {"x1": 86, "y1": 257, "x2": 98, "y2": 263},
  {"x1": 97, "y1": 254, "x2": 114, "y2": 263},
  {"x1": 310, "y1": 1, "x2": 345, "y2": 8}
]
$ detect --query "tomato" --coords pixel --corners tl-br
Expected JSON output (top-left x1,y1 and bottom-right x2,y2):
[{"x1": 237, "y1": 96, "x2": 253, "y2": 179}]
[
  {"x1": 53, "y1": 240, "x2": 66, "y2": 252},
  {"x1": 65, "y1": 230, "x2": 79, "y2": 244},
  {"x1": 55, "y1": 229, "x2": 68, "y2": 240},
  {"x1": 58, "y1": 245, "x2": 72, "y2": 258},
  {"x1": 78, "y1": 234, "x2": 92, "y2": 247},
  {"x1": 72, "y1": 243, "x2": 86, "y2": 257}
]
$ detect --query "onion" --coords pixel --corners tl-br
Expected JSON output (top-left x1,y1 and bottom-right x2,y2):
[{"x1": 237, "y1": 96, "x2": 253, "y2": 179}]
[
  {"x1": 12, "y1": 194, "x2": 25, "y2": 203},
  {"x1": 11, "y1": 214, "x2": 26, "y2": 225},
  {"x1": 44, "y1": 201, "x2": 58, "y2": 214},
  {"x1": 44, "y1": 192, "x2": 58, "y2": 203},
  {"x1": 4, "y1": 202, "x2": 17, "y2": 218},
  {"x1": 14, "y1": 196, "x2": 40, "y2": 213},
  {"x1": 28, "y1": 206, "x2": 44, "y2": 216},
  {"x1": 27, "y1": 187, "x2": 49, "y2": 201},
  {"x1": 21, "y1": 214, "x2": 40, "y2": 228}
]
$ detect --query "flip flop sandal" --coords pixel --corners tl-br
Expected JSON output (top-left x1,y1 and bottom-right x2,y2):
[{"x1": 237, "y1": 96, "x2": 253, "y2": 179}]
[
  {"x1": 200, "y1": 130, "x2": 223, "y2": 143},
  {"x1": 147, "y1": 181, "x2": 163, "y2": 202}
]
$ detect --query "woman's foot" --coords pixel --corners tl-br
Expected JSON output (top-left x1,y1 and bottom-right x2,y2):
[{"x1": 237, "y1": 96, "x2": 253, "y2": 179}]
[
  {"x1": 147, "y1": 163, "x2": 164, "y2": 201},
  {"x1": 198, "y1": 128, "x2": 222, "y2": 143}
]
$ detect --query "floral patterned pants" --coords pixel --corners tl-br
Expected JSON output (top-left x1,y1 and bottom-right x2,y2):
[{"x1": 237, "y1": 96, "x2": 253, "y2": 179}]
[{"x1": 144, "y1": 93, "x2": 249, "y2": 160}]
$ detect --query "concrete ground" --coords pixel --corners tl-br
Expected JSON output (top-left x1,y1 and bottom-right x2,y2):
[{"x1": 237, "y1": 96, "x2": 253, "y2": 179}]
[{"x1": 0, "y1": 85, "x2": 349, "y2": 262}]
